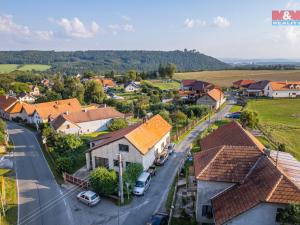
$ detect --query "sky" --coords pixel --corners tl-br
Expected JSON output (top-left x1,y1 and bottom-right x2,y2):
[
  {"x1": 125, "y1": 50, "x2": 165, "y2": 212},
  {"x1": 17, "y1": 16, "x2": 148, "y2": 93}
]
[{"x1": 0, "y1": 0, "x2": 300, "y2": 59}]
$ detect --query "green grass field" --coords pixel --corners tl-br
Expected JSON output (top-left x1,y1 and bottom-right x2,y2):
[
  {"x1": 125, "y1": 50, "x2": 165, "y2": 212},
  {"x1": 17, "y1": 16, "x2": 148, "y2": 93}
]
[
  {"x1": 144, "y1": 80, "x2": 180, "y2": 90},
  {"x1": 0, "y1": 64, "x2": 51, "y2": 73},
  {"x1": 0, "y1": 169, "x2": 17, "y2": 225},
  {"x1": 174, "y1": 70, "x2": 300, "y2": 87},
  {"x1": 246, "y1": 99, "x2": 300, "y2": 160}
]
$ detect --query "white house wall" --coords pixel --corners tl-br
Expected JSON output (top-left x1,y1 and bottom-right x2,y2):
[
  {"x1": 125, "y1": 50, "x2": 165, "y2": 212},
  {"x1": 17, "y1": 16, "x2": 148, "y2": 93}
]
[
  {"x1": 224, "y1": 202, "x2": 284, "y2": 225},
  {"x1": 264, "y1": 83, "x2": 300, "y2": 98},
  {"x1": 196, "y1": 180, "x2": 233, "y2": 224},
  {"x1": 77, "y1": 118, "x2": 112, "y2": 134}
]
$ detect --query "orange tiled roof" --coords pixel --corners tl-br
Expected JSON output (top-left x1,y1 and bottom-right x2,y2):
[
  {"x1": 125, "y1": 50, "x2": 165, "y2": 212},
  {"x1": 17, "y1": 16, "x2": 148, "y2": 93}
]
[
  {"x1": 94, "y1": 78, "x2": 116, "y2": 87},
  {"x1": 194, "y1": 145, "x2": 262, "y2": 183},
  {"x1": 125, "y1": 114, "x2": 172, "y2": 155},
  {"x1": 22, "y1": 103, "x2": 36, "y2": 116},
  {"x1": 89, "y1": 114, "x2": 172, "y2": 155},
  {"x1": 212, "y1": 155, "x2": 300, "y2": 225},
  {"x1": 206, "y1": 88, "x2": 224, "y2": 101},
  {"x1": 269, "y1": 81, "x2": 300, "y2": 91},
  {"x1": 6, "y1": 101, "x2": 25, "y2": 114},
  {"x1": 200, "y1": 121, "x2": 265, "y2": 152}
]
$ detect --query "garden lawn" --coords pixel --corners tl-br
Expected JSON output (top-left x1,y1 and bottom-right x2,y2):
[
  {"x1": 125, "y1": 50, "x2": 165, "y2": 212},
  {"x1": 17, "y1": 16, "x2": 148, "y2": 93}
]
[
  {"x1": 0, "y1": 169, "x2": 17, "y2": 225},
  {"x1": 144, "y1": 80, "x2": 180, "y2": 90},
  {"x1": 246, "y1": 99, "x2": 300, "y2": 160},
  {"x1": 229, "y1": 105, "x2": 242, "y2": 113}
]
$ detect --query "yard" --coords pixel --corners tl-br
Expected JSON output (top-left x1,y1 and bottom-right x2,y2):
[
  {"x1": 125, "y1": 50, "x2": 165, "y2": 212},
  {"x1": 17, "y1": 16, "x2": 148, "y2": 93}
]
[
  {"x1": 0, "y1": 169, "x2": 17, "y2": 225},
  {"x1": 246, "y1": 98, "x2": 300, "y2": 160},
  {"x1": 174, "y1": 70, "x2": 300, "y2": 87},
  {"x1": 143, "y1": 80, "x2": 180, "y2": 90}
]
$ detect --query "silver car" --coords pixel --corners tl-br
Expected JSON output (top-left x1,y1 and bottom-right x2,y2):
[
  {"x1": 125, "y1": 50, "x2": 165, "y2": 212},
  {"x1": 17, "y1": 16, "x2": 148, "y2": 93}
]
[{"x1": 77, "y1": 190, "x2": 101, "y2": 206}]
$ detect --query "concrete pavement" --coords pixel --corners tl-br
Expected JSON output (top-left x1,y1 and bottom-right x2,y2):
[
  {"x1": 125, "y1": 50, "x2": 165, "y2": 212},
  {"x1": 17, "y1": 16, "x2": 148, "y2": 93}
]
[{"x1": 8, "y1": 123, "x2": 74, "y2": 225}]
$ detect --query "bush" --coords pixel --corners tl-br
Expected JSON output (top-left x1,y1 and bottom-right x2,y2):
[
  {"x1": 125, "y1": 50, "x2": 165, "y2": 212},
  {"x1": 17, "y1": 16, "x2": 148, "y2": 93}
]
[
  {"x1": 56, "y1": 156, "x2": 74, "y2": 174},
  {"x1": 89, "y1": 167, "x2": 118, "y2": 196},
  {"x1": 108, "y1": 118, "x2": 128, "y2": 131},
  {"x1": 277, "y1": 204, "x2": 300, "y2": 224},
  {"x1": 123, "y1": 163, "x2": 143, "y2": 188},
  {"x1": 240, "y1": 110, "x2": 259, "y2": 128}
]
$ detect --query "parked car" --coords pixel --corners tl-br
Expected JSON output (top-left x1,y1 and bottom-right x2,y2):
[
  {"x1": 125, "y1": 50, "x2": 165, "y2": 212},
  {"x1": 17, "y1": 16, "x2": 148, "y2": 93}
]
[
  {"x1": 133, "y1": 172, "x2": 151, "y2": 196},
  {"x1": 146, "y1": 212, "x2": 169, "y2": 225},
  {"x1": 155, "y1": 151, "x2": 169, "y2": 166},
  {"x1": 147, "y1": 165, "x2": 157, "y2": 176},
  {"x1": 77, "y1": 190, "x2": 101, "y2": 206},
  {"x1": 167, "y1": 143, "x2": 176, "y2": 155},
  {"x1": 225, "y1": 112, "x2": 241, "y2": 119}
]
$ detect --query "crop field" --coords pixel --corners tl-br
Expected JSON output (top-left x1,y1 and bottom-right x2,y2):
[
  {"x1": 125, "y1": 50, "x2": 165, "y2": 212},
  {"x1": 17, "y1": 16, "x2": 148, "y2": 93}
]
[
  {"x1": 174, "y1": 70, "x2": 300, "y2": 87},
  {"x1": 0, "y1": 64, "x2": 51, "y2": 73},
  {"x1": 246, "y1": 98, "x2": 300, "y2": 160},
  {"x1": 144, "y1": 80, "x2": 180, "y2": 90}
]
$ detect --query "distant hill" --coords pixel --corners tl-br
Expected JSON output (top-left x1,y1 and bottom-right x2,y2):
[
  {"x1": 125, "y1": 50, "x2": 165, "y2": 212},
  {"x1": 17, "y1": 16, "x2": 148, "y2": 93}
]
[{"x1": 0, "y1": 50, "x2": 229, "y2": 74}]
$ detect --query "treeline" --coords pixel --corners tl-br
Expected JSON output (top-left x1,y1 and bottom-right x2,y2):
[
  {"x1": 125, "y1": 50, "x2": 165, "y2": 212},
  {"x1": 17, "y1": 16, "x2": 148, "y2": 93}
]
[
  {"x1": 230, "y1": 64, "x2": 297, "y2": 70},
  {"x1": 0, "y1": 50, "x2": 229, "y2": 74}
]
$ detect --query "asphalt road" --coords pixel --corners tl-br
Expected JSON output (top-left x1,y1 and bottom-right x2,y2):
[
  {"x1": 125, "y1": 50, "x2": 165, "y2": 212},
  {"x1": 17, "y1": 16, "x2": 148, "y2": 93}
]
[
  {"x1": 7, "y1": 123, "x2": 74, "y2": 225},
  {"x1": 120, "y1": 104, "x2": 232, "y2": 225}
]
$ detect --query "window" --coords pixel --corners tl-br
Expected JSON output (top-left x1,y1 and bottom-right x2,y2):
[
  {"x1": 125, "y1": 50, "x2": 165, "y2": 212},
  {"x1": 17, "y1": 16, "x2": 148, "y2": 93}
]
[
  {"x1": 94, "y1": 157, "x2": 109, "y2": 168},
  {"x1": 202, "y1": 205, "x2": 213, "y2": 219},
  {"x1": 276, "y1": 208, "x2": 283, "y2": 222},
  {"x1": 119, "y1": 144, "x2": 129, "y2": 152},
  {"x1": 114, "y1": 159, "x2": 119, "y2": 167}
]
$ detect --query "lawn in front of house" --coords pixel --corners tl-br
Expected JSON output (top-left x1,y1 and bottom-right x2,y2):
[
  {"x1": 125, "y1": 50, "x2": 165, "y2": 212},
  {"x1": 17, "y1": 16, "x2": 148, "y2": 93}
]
[
  {"x1": 246, "y1": 98, "x2": 300, "y2": 160},
  {"x1": 0, "y1": 169, "x2": 17, "y2": 225},
  {"x1": 229, "y1": 105, "x2": 243, "y2": 113}
]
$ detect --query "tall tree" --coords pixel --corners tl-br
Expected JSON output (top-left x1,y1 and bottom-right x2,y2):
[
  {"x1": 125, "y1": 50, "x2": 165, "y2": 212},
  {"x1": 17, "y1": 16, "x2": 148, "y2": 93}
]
[
  {"x1": 84, "y1": 80, "x2": 105, "y2": 104},
  {"x1": 62, "y1": 77, "x2": 85, "y2": 103}
]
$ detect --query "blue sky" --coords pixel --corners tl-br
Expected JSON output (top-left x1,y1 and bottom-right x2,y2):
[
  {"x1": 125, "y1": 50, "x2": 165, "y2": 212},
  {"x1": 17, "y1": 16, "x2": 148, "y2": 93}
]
[{"x1": 0, "y1": 0, "x2": 300, "y2": 58}]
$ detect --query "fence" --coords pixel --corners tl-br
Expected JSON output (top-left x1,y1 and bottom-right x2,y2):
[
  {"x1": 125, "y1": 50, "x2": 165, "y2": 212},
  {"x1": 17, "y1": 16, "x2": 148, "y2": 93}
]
[
  {"x1": 63, "y1": 173, "x2": 89, "y2": 189},
  {"x1": 171, "y1": 114, "x2": 209, "y2": 142}
]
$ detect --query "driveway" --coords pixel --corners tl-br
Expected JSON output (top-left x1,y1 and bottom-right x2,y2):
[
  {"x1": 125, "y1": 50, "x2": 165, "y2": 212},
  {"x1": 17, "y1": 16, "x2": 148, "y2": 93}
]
[
  {"x1": 69, "y1": 104, "x2": 232, "y2": 225},
  {"x1": 7, "y1": 123, "x2": 74, "y2": 225}
]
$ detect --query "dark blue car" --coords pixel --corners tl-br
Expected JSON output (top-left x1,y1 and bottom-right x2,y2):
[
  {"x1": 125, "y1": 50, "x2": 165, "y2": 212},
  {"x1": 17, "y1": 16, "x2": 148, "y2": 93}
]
[{"x1": 147, "y1": 213, "x2": 169, "y2": 225}]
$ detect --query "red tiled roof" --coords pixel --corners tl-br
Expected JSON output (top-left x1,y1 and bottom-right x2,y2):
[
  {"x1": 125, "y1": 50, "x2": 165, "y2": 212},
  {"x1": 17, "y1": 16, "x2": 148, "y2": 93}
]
[
  {"x1": 0, "y1": 95, "x2": 18, "y2": 111},
  {"x1": 212, "y1": 155, "x2": 300, "y2": 225},
  {"x1": 194, "y1": 145, "x2": 262, "y2": 183},
  {"x1": 200, "y1": 121, "x2": 265, "y2": 152},
  {"x1": 269, "y1": 81, "x2": 300, "y2": 91},
  {"x1": 51, "y1": 107, "x2": 124, "y2": 130},
  {"x1": 233, "y1": 80, "x2": 256, "y2": 87}
]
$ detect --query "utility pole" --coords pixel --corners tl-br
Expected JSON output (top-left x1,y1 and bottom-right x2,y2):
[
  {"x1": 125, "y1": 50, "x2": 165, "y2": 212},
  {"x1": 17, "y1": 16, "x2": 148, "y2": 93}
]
[{"x1": 118, "y1": 153, "x2": 124, "y2": 205}]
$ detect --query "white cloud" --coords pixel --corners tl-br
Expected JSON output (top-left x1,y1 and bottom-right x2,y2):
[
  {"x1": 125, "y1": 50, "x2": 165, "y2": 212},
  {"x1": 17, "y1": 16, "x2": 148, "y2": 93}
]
[
  {"x1": 121, "y1": 15, "x2": 131, "y2": 21},
  {"x1": 56, "y1": 17, "x2": 99, "y2": 38},
  {"x1": 212, "y1": 16, "x2": 230, "y2": 28},
  {"x1": 108, "y1": 23, "x2": 135, "y2": 34},
  {"x1": 0, "y1": 14, "x2": 53, "y2": 41},
  {"x1": 184, "y1": 18, "x2": 206, "y2": 28}
]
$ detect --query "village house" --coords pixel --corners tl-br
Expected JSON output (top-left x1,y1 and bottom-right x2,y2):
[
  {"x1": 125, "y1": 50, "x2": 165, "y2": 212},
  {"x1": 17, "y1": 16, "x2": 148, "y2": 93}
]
[
  {"x1": 50, "y1": 106, "x2": 124, "y2": 134},
  {"x1": 264, "y1": 81, "x2": 300, "y2": 98},
  {"x1": 86, "y1": 114, "x2": 172, "y2": 171},
  {"x1": 29, "y1": 85, "x2": 40, "y2": 96},
  {"x1": 196, "y1": 88, "x2": 226, "y2": 110},
  {"x1": 0, "y1": 95, "x2": 19, "y2": 120},
  {"x1": 245, "y1": 80, "x2": 270, "y2": 96},
  {"x1": 124, "y1": 81, "x2": 140, "y2": 92},
  {"x1": 19, "y1": 98, "x2": 82, "y2": 124},
  {"x1": 232, "y1": 80, "x2": 256, "y2": 90},
  {"x1": 194, "y1": 121, "x2": 300, "y2": 225},
  {"x1": 180, "y1": 80, "x2": 215, "y2": 101},
  {"x1": 93, "y1": 78, "x2": 116, "y2": 89},
  {"x1": 17, "y1": 92, "x2": 36, "y2": 103}
]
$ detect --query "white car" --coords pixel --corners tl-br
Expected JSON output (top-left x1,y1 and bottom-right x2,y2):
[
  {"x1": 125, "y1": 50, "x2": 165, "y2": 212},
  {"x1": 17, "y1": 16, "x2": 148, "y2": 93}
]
[
  {"x1": 77, "y1": 191, "x2": 101, "y2": 206},
  {"x1": 133, "y1": 172, "x2": 151, "y2": 196}
]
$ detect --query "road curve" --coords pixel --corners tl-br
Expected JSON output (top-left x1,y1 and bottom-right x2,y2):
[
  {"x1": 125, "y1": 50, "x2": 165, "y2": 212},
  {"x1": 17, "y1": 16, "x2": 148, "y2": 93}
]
[{"x1": 7, "y1": 122, "x2": 74, "y2": 225}]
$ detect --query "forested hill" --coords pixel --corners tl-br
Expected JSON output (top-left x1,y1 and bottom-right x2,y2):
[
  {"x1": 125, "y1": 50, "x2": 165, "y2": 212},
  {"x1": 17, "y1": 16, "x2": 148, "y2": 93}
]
[{"x1": 0, "y1": 50, "x2": 229, "y2": 74}]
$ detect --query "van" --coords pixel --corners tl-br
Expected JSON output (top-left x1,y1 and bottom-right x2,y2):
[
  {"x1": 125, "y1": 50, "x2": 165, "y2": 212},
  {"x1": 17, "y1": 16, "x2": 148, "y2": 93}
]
[{"x1": 133, "y1": 172, "x2": 151, "y2": 196}]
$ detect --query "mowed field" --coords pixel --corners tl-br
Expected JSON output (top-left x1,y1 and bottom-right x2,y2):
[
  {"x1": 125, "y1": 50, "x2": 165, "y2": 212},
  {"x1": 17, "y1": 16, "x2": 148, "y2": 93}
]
[
  {"x1": 0, "y1": 64, "x2": 51, "y2": 73},
  {"x1": 144, "y1": 80, "x2": 180, "y2": 90},
  {"x1": 246, "y1": 99, "x2": 300, "y2": 160},
  {"x1": 174, "y1": 70, "x2": 300, "y2": 87}
]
